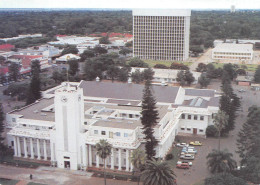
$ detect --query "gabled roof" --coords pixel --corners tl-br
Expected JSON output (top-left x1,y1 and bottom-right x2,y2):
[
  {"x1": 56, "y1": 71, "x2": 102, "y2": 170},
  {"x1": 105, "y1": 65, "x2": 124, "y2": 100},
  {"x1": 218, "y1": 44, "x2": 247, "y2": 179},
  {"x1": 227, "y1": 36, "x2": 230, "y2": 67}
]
[{"x1": 79, "y1": 81, "x2": 180, "y2": 103}]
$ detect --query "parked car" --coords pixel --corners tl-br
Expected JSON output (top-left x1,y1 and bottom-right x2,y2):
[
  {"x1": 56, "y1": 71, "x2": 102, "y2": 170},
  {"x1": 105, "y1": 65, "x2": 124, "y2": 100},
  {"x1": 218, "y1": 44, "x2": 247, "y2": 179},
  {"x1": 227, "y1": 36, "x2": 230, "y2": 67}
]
[
  {"x1": 181, "y1": 149, "x2": 197, "y2": 154},
  {"x1": 238, "y1": 89, "x2": 246, "y2": 93},
  {"x1": 189, "y1": 141, "x2": 202, "y2": 146},
  {"x1": 176, "y1": 143, "x2": 189, "y2": 147},
  {"x1": 176, "y1": 163, "x2": 190, "y2": 169},
  {"x1": 177, "y1": 161, "x2": 192, "y2": 166},
  {"x1": 182, "y1": 146, "x2": 196, "y2": 151},
  {"x1": 180, "y1": 154, "x2": 195, "y2": 160}
]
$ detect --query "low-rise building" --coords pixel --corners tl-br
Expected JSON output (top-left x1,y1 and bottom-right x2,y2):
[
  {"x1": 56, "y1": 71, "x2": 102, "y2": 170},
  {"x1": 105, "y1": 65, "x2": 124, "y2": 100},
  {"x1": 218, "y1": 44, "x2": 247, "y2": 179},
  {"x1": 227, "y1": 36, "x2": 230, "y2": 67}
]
[
  {"x1": 6, "y1": 81, "x2": 219, "y2": 171},
  {"x1": 56, "y1": 54, "x2": 80, "y2": 63}
]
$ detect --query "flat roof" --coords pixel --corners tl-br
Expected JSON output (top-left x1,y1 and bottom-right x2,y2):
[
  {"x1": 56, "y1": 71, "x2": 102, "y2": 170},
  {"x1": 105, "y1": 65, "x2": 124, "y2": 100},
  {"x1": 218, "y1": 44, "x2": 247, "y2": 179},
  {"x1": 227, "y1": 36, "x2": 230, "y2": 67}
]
[
  {"x1": 79, "y1": 81, "x2": 179, "y2": 103},
  {"x1": 213, "y1": 43, "x2": 253, "y2": 53},
  {"x1": 10, "y1": 98, "x2": 55, "y2": 122},
  {"x1": 132, "y1": 9, "x2": 191, "y2": 17},
  {"x1": 185, "y1": 88, "x2": 215, "y2": 97}
]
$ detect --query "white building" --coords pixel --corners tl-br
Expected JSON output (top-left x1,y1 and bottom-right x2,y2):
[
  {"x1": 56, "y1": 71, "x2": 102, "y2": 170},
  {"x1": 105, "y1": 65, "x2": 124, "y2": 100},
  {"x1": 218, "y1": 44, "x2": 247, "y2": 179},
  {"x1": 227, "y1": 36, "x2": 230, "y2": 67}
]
[
  {"x1": 132, "y1": 9, "x2": 191, "y2": 61},
  {"x1": 212, "y1": 43, "x2": 253, "y2": 62},
  {"x1": 6, "y1": 81, "x2": 219, "y2": 171},
  {"x1": 56, "y1": 54, "x2": 80, "y2": 63}
]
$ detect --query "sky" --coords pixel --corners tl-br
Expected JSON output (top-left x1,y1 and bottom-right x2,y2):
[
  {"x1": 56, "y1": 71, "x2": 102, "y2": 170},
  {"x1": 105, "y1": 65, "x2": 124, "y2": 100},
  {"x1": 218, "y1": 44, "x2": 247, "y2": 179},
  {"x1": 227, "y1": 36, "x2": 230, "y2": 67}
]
[{"x1": 0, "y1": 0, "x2": 260, "y2": 9}]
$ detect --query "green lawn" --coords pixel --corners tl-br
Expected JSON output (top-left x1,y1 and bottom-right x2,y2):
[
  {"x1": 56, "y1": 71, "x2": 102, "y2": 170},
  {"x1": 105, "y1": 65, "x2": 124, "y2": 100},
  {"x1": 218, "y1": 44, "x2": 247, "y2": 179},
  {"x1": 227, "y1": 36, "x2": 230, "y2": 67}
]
[
  {"x1": 143, "y1": 60, "x2": 193, "y2": 68},
  {"x1": 0, "y1": 178, "x2": 19, "y2": 185},
  {"x1": 212, "y1": 62, "x2": 259, "y2": 71}
]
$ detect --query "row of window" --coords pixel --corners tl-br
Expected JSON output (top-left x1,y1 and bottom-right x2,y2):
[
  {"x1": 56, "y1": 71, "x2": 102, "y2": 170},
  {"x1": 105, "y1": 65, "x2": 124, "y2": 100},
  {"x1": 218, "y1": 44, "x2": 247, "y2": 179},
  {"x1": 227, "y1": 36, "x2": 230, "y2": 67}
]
[
  {"x1": 180, "y1": 128, "x2": 204, "y2": 132},
  {"x1": 213, "y1": 52, "x2": 252, "y2": 56},
  {"x1": 94, "y1": 130, "x2": 129, "y2": 137},
  {"x1": 213, "y1": 56, "x2": 251, "y2": 60},
  {"x1": 181, "y1": 114, "x2": 204, "y2": 121}
]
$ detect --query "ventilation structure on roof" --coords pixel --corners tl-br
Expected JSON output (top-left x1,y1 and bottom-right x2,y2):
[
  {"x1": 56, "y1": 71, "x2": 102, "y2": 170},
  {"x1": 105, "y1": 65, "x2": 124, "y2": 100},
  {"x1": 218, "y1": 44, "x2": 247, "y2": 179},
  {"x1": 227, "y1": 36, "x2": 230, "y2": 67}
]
[{"x1": 189, "y1": 97, "x2": 203, "y2": 107}]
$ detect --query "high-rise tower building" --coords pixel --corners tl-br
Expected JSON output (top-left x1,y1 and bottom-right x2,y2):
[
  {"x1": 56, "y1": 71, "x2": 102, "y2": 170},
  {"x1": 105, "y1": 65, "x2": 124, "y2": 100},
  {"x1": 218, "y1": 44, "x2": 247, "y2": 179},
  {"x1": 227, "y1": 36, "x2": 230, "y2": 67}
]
[{"x1": 132, "y1": 9, "x2": 191, "y2": 61}]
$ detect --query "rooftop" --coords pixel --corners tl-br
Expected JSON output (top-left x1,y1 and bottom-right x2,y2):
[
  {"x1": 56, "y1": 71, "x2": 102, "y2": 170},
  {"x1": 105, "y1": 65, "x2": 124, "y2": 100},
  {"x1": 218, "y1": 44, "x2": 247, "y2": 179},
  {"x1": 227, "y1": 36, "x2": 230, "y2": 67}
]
[
  {"x1": 213, "y1": 43, "x2": 253, "y2": 53},
  {"x1": 185, "y1": 88, "x2": 215, "y2": 97},
  {"x1": 132, "y1": 9, "x2": 191, "y2": 16}
]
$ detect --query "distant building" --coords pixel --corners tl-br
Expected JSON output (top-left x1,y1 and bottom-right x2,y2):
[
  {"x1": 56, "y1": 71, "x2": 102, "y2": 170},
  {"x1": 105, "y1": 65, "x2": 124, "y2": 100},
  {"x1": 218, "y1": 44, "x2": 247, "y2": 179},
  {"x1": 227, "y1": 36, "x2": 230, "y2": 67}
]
[
  {"x1": 56, "y1": 54, "x2": 80, "y2": 63},
  {"x1": 231, "y1": 5, "x2": 236, "y2": 13},
  {"x1": 212, "y1": 43, "x2": 253, "y2": 62},
  {"x1": 236, "y1": 76, "x2": 253, "y2": 86},
  {"x1": 0, "y1": 44, "x2": 15, "y2": 51},
  {"x1": 132, "y1": 9, "x2": 191, "y2": 61}
]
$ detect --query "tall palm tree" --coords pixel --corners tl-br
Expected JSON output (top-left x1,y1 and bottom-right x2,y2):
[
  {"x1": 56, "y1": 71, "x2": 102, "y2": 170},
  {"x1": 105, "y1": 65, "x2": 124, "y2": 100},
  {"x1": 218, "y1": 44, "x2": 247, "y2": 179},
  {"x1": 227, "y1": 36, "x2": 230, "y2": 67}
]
[
  {"x1": 207, "y1": 149, "x2": 237, "y2": 173},
  {"x1": 141, "y1": 159, "x2": 176, "y2": 185},
  {"x1": 213, "y1": 110, "x2": 229, "y2": 151},
  {"x1": 130, "y1": 149, "x2": 146, "y2": 185},
  {"x1": 95, "y1": 139, "x2": 112, "y2": 185}
]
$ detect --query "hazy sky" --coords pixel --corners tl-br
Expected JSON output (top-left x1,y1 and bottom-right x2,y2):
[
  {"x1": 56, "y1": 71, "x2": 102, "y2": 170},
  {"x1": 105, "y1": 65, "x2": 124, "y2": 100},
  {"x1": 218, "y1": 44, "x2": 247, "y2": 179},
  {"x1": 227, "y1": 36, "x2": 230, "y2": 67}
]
[{"x1": 1, "y1": 0, "x2": 260, "y2": 9}]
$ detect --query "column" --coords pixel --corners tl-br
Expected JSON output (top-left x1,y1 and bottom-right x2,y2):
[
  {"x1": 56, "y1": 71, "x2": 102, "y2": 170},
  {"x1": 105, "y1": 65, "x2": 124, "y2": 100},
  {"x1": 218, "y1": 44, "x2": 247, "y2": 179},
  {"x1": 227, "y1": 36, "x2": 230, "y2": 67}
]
[
  {"x1": 110, "y1": 148, "x2": 114, "y2": 170},
  {"x1": 23, "y1": 137, "x2": 28, "y2": 158},
  {"x1": 118, "y1": 148, "x2": 122, "y2": 171},
  {"x1": 13, "y1": 136, "x2": 17, "y2": 156},
  {"x1": 50, "y1": 142, "x2": 54, "y2": 161},
  {"x1": 126, "y1": 149, "x2": 129, "y2": 171},
  {"x1": 82, "y1": 144, "x2": 88, "y2": 168},
  {"x1": 37, "y1": 139, "x2": 41, "y2": 160},
  {"x1": 17, "y1": 137, "x2": 21, "y2": 157},
  {"x1": 96, "y1": 155, "x2": 100, "y2": 168},
  {"x1": 130, "y1": 150, "x2": 134, "y2": 172},
  {"x1": 30, "y1": 138, "x2": 34, "y2": 159},
  {"x1": 88, "y1": 145, "x2": 92, "y2": 167},
  {"x1": 43, "y1": 140, "x2": 47, "y2": 160}
]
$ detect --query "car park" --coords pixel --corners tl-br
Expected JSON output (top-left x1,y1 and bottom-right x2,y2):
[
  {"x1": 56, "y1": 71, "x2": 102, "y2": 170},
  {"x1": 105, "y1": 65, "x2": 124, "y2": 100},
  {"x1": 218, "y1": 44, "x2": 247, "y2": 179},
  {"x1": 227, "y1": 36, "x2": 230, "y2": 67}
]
[
  {"x1": 181, "y1": 149, "x2": 197, "y2": 154},
  {"x1": 177, "y1": 161, "x2": 192, "y2": 166},
  {"x1": 189, "y1": 141, "x2": 202, "y2": 146},
  {"x1": 182, "y1": 146, "x2": 196, "y2": 151},
  {"x1": 180, "y1": 154, "x2": 195, "y2": 160},
  {"x1": 176, "y1": 143, "x2": 189, "y2": 147},
  {"x1": 238, "y1": 89, "x2": 246, "y2": 93},
  {"x1": 176, "y1": 163, "x2": 190, "y2": 169}
]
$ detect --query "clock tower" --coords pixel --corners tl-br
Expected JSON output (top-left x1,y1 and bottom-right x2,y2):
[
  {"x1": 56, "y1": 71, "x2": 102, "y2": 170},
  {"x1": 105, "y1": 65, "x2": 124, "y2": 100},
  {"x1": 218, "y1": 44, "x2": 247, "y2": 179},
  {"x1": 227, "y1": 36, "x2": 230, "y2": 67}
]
[{"x1": 54, "y1": 83, "x2": 84, "y2": 170}]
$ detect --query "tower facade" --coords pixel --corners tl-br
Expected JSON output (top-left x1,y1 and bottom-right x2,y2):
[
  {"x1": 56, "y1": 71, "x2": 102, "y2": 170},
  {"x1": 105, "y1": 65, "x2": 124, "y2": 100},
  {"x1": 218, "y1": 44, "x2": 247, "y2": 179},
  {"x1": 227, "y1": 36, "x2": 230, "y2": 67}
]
[
  {"x1": 133, "y1": 9, "x2": 191, "y2": 61},
  {"x1": 54, "y1": 84, "x2": 84, "y2": 170}
]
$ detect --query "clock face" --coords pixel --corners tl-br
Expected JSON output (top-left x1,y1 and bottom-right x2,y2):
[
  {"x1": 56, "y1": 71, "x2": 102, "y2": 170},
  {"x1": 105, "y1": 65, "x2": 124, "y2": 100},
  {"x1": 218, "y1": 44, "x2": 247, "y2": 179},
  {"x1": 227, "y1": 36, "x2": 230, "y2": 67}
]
[{"x1": 61, "y1": 96, "x2": 67, "y2": 103}]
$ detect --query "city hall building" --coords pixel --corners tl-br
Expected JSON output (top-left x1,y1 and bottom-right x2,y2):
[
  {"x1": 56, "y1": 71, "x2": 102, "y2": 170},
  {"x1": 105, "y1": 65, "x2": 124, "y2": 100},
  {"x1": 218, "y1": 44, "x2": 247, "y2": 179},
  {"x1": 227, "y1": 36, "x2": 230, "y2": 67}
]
[
  {"x1": 6, "y1": 80, "x2": 219, "y2": 171},
  {"x1": 132, "y1": 9, "x2": 191, "y2": 61}
]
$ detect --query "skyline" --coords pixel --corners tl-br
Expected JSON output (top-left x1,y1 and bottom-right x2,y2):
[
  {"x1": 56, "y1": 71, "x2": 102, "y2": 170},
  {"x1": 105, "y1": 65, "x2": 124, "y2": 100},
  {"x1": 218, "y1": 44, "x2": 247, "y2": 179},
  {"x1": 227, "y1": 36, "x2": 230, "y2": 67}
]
[{"x1": 1, "y1": 0, "x2": 260, "y2": 10}]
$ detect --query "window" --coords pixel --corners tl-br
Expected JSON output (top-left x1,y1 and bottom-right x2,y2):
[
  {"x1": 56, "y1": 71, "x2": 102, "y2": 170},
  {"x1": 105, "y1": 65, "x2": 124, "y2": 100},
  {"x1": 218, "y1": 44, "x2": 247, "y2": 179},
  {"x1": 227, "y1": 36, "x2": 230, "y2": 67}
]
[
  {"x1": 187, "y1": 128, "x2": 191, "y2": 131},
  {"x1": 194, "y1": 115, "x2": 197, "y2": 120},
  {"x1": 181, "y1": 128, "x2": 185, "y2": 130},
  {"x1": 94, "y1": 130, "x2": 98, "y2": 134},
  {"x1": 12, "y1": 118, "x2": 16, "y2": 122},
  {"x1": 188, "y1": 115, "x2": 191, "y2": 120},
  {"x1": 181, "y1": 114, "x2": 185, "y2": 119},
  {"x1": 115, "y1": 132, "x2": 121, "y2": 137},
  {"x1": 129, "y1": 114, "x2": 133, "y2": 118},
  {"x1": 200, "y1": 116, "x2": 204, "y2": 121},
  {"x1": 101, "y1": 131, "x2": 106, "y2": 135},
  {"x1": 64, "y1": 156, "x2": 70, "y2": 159},
  {"x1": 199, "y1": 129, "x2": 203, "y2": 132},
  {"x1": 124, "y1": 133, "x2": 128, "y2": 137}
]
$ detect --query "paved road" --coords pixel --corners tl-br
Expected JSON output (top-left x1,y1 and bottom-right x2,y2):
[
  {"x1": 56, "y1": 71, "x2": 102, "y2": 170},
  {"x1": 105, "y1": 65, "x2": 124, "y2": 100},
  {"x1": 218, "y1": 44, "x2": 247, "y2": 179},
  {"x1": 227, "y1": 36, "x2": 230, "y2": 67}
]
[{"x1": 0, "y1": 164, "x2": 138, "y2": 185}]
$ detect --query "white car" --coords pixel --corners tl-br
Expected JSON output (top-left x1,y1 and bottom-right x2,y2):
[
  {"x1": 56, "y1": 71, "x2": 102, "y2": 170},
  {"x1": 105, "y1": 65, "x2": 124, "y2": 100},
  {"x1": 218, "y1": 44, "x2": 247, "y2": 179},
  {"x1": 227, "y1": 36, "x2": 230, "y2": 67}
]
[
  {"x1": 176, "y1": 143, "x2": 189, "y2": 147},
  {"x1": 180, "y1": 154, "x2": 195, "y2": 160},
  {"x1": 177, "y1": 161, "x2": 192, "y2": 166}
]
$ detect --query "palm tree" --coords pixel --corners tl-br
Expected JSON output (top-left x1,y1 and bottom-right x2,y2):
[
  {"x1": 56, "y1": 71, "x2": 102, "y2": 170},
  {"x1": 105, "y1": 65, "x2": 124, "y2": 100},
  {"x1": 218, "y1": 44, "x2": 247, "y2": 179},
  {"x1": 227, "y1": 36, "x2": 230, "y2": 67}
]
[
  {"x1": 207, "y1": 149, "x2": 237, "y2": 173},
  {"x1": 213, "y1": 110, "x2": 229, "y2": 151},
  {"x1": 141, "y1": 159, "x2": 176, "y2": 185},
  {"x1": 95, "y1": 139, "x2": 112, "y2": 185},
  {"x1": 130, "y1": 149, "x2": 146, "y2": 185}
]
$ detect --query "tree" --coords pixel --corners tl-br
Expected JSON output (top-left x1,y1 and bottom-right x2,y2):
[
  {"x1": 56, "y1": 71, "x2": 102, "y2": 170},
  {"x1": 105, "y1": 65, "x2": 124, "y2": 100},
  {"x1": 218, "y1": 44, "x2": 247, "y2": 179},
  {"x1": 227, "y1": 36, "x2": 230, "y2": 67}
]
[
  {"x1": 131, "y1": 69, "x2": 144, "y2": 84},
  {"x1": 143, "y1": 68, "x2": 154, "y2": 81},
  {"x1": 170, "y1": 62, "x2": 189, "y2": 70},
  {"x1": 106, "y1": 65, "x2": 119, "y2": 81},
  {"x1": 205, "y1": 173, "x2": 247, "y2": 185},
  {"x1": 184, "y1": 70, "x2": 195, "y2": 85},
  {"x1": 141, "y1": 159, "x2": 176, "y2": 185},
  {"x1": 129, "y1": 57, "x2": 149, "y2": 68},
  {"x1": 176, "y1": 71, "x2": 186, "y2": 86},
  {"x1": 119, "y1": 48, "x2": 131, "y2": 56},
  {"x1": 206, "y1": 125, "x2": 218, "y2": 137},
  {"x1": 213, "y1": 110, "x2": 229, "y2": 151},
  {"x1": 125, "y1": 41, "x2": 133, "y2": 47},
  {"x1": 130, "y1": 149, "x2": 146, "y2": 185},
  {"x1": 68, "y1": 60, "x2": 79, "y2": 76},
  {"x1": 93, "y1": 46, "x2": 108, "y2": 55},
  {"x1": 8, "y1": 62, "x2": 20, "y2": 82},
  {"x1": 27, "y1": 60, "x2": 41, "y2": 105},
  {"x1": 117, "y1": 67, "x2": 129, "y2": 82},
  {"x1": 61, "y1": 45, "x2": 79, "y2": 55},
  {"x1": 196, "y1": 63, "x2": 207, "y2": 72},
  {"x1": 207, "y1": 149, "x2": 236, "y2": 174},
  {"x1": 0, "y1": 56, "x2": 5, "y2": 65},
  {"x1": 198, "y1": 73, "x2": 211, "y2": 88},
  {"x1": 99, "y1": 36, "x2": 110, "y2": 44},
  {"x1": 223, "y1": 64, "x2": 237, "y2": 81},
  {"x1": 154, "y1": 64, "x2": 168, "y2": 69},
  {"x1": 80, "y1": 50, "x2": 95, "y2": 62},
  {"x1": 236, "y1": 69, "x2": 246, "y2": 76},
  {"x1": 254, "y1": 65, "x2": 260, "y2": 83},
  {"x1": 95, "y1": 139, "x2": 112, "y2": 185},
  {"x1": 176, "y1": 70, "x2": 194, "y2": 86},
  {"x1": 141, "y1": 80, "x2": 159, "y2": 159},
  {"x1": 0, "y1": 103, "x2": 6, "y2": 152},
  {"x1": 3, "y1": 82, "x2": 29, "y2": 101}
]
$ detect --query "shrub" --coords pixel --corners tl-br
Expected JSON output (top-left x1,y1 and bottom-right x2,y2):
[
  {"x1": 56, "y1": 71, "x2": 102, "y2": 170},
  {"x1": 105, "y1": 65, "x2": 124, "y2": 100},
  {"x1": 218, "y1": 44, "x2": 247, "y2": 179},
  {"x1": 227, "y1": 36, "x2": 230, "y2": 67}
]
[
  {"x1": 170, "y1": 62, "x2": 189, "y2": 70},
  {"x1": 154, "y1": 64, "x2": 169, "y2": 69},
  {"x1": 165, "y1": 153, "x2": 174, "y2": 160},
  {"x1": 206, "y1": 125, "x2": 218, "y2": 137}
]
